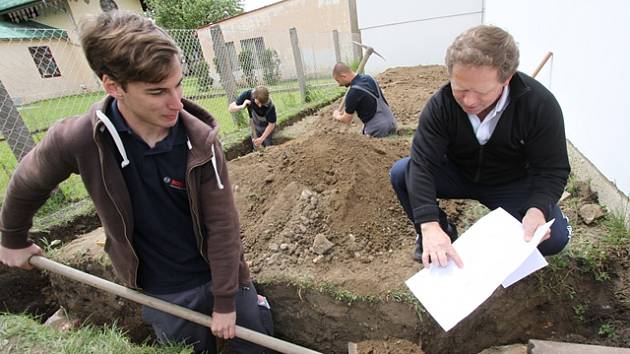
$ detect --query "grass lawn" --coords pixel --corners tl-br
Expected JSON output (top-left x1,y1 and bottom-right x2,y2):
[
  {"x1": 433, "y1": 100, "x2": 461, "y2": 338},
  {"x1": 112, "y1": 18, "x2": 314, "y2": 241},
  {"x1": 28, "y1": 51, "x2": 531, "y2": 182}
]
[{"x1": 0, "y1": 313, "x2": 191, "y2": 353}]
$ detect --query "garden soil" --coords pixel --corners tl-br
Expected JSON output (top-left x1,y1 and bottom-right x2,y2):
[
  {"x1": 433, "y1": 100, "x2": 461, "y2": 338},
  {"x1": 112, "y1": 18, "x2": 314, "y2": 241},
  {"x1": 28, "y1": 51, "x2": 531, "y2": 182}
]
[{"x1": 1, "y1": 65, "x2": 628, "y2": 354}]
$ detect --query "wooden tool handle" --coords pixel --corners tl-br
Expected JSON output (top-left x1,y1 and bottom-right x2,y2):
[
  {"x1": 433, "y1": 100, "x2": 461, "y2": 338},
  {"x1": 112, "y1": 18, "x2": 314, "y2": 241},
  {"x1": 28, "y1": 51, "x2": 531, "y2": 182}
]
[{"x1": 29, "y1": 256, "x2": 322, "y2": 354}]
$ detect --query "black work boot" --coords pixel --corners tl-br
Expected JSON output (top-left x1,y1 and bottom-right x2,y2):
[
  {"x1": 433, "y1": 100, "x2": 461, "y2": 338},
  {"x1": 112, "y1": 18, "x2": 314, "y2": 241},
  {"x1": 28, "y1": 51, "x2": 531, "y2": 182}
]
[{"x1": 412, "y1": 222, "x2": 459, "y2": 262}]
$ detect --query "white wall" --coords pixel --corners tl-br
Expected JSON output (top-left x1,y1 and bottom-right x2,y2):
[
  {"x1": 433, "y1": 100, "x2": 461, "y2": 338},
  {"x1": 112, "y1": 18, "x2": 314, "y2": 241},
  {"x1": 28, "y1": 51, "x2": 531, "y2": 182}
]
[
  {"x1": 484, "y1": 0, "x2": 630, "y2": 196},
  {"x1": 356, "y1": 0, "x2": 482, "y2": 74}
]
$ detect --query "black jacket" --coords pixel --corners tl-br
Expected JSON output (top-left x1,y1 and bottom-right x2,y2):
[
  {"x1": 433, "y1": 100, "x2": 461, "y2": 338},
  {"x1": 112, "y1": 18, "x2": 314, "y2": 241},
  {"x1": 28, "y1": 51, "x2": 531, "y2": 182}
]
[{"x1": 407, "y1": 72, "x2": 570, "y2": 224}]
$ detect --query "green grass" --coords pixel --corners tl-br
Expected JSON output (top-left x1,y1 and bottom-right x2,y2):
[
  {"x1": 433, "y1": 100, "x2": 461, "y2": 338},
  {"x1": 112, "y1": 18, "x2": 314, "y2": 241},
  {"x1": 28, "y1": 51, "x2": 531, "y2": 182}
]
[
  {"x1": 18, "y1": 92, "x2": 107, "y2": 132},
  {"x1": 0, "y1": 313, "x2": 191, "y2": 354}
]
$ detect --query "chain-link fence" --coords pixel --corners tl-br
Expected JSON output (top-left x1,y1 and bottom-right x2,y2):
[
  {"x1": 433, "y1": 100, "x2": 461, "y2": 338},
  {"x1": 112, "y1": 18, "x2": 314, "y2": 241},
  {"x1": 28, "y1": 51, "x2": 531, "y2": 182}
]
[{"x1": 0, "y1": 25, "x2": 354, "y2": 212}]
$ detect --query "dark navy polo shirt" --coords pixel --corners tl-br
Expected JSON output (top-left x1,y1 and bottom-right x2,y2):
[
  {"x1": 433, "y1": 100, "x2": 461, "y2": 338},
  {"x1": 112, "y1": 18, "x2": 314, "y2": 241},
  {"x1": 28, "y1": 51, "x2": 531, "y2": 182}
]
[
  {"x1": 345, "y1": 74, "x2": 388, "y2": 123},
  {"x1": 107, "y1": 100, "x2": 210, "y2": 294},
  {"x1": 235, "y1": 89, "x2": 277, "y2": 123}
]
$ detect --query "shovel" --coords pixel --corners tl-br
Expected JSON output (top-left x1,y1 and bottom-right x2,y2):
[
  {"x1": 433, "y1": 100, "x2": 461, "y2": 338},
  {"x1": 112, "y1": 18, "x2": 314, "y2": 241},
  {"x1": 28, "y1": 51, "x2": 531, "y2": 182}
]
[{"x1": 29, "y1": 255, "x2": 322, "y2": 354}]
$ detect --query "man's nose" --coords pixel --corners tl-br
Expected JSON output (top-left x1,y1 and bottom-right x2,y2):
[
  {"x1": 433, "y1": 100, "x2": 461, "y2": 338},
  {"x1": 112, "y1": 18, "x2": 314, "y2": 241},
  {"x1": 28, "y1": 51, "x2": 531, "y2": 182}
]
[
  {"x1": 168, "y1": 91, "x2": 183, "y2": 110},
  {"x1": 462, "y1": 93, "x2": 477, "y2": 107}
]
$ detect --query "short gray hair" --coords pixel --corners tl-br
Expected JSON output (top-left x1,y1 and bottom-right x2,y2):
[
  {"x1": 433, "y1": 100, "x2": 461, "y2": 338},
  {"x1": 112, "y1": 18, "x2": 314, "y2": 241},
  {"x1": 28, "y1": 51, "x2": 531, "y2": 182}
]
[{"x1": 445, "y1": 25, "x2": 519, "y2": 82}]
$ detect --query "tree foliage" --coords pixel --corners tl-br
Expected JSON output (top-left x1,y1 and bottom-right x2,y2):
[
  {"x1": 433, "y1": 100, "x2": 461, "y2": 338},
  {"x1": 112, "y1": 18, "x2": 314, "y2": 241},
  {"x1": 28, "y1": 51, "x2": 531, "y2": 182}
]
[{"x1": 145, "y1": 0, "x2": 244, "y2": 29}]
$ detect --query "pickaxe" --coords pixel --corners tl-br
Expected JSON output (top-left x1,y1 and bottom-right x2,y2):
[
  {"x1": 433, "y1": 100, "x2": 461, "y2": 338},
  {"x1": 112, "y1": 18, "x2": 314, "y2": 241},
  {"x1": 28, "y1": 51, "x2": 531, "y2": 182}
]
[{"x1": 336, "y1": 41, "x2": 386, "y2": 113}]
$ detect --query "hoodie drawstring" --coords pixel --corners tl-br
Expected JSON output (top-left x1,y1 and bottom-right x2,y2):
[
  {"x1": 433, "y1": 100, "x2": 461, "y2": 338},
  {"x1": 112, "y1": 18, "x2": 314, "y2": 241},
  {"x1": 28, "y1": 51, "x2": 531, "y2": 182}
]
[
  {"x1": 210, "y1": 145, "x2": 224, "y2": 190},
  {"x1": 96, "y1": 110, "x2": 130, "y2": 168}
]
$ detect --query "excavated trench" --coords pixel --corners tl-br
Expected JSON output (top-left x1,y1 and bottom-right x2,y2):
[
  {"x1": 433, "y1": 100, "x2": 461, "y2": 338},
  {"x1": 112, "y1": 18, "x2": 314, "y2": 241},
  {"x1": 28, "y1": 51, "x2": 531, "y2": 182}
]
[{"x1": 1, "y1": 65, "x2": 628, "y2": 353}]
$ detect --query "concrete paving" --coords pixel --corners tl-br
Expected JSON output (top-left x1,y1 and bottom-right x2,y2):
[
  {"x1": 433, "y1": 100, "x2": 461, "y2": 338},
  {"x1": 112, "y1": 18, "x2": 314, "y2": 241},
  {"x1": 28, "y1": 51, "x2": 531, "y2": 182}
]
[{"x1": 529, "y1": 339, "x2": 630, "y2": 354}]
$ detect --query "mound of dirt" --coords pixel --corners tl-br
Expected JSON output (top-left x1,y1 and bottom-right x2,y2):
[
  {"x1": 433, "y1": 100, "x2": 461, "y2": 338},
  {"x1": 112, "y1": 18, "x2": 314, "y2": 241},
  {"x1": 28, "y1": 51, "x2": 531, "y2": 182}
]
[
  {"x1": 229, "y1": 131, "x2": 417, "y2": 293},
  {"x1": 377, "y1": 65, "x2": 448, "y2": 129}
]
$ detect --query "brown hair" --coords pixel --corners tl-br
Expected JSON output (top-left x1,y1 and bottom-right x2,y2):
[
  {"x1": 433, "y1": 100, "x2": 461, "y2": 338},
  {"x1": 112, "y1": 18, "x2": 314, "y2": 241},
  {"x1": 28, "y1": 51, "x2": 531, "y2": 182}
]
[
  {"x1": 445, "y1": 25, "x2": 519, "y2": 82},
  {"x1": 79, "y1": 10, "x2": 180, "y2": 89},
  {"x1": 252, "y1": 86, "x2": 270, "y2": 104}
]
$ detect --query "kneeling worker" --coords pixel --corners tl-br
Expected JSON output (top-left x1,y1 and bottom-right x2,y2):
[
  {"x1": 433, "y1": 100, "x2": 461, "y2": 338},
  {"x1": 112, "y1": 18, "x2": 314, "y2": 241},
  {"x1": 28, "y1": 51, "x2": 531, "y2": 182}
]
[
  {"x1": 229, "y1": 86, "x2": 276, "y2": 147},
  {"x1": 332, "y1": 62, "x2": 397, "y2": 137}
]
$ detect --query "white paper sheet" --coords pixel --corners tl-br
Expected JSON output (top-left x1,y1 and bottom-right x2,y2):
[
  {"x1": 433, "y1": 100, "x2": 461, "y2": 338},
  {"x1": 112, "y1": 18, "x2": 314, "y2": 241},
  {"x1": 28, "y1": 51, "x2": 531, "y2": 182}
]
[
  {"x1": 405, "y1": 208, "x2": 553, "y2": 331},
  {"x1": 501, "y1": 247, "x2": 548, "y2": 288}
]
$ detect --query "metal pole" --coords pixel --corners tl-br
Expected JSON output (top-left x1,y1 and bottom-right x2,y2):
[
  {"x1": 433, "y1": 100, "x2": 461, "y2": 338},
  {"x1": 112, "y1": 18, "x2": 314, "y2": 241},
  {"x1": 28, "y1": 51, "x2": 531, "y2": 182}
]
[
  {"x1": 0, "y1": 79, "x2": 35, "y2": 161},
  {"x1": 289, "y1": 27, "x2": 307, "y2": 103},
  {"x1": 332, "y1": 30, "x2": 341, "y2": 63},
  {"x1": 210, "y1": 25, "x2": 243, "y2": 127},
  {"x1": 29, "y1": 256, "x2": 322, "y2": 354}
]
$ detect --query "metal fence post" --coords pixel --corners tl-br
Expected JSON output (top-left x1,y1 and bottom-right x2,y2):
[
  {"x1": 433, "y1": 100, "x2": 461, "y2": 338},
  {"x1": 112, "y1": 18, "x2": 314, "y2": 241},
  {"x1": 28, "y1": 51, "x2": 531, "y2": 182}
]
[
  {"x1": 210, "y1": 25, "x2": 243, "y2": 127},
  {"x1": 0, "y1": 79, "x2": 35, "y2": 161},
  {"x1": 289, "y1": 27, "x2": 306, "y2": 103},
  {"x1": 332, "y1": 29, "x2": 341, "y2": 63}
]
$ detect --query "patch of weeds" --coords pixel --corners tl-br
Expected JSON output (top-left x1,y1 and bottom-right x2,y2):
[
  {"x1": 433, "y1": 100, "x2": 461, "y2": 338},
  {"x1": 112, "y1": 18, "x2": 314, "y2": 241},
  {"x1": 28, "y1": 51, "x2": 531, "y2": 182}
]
[
  {"x1": 286, "y1": 278, "x2": 376, "y2": 306},
  {"x1": 572, "y1": 302, "x2": 588, "y2": 322},
  {"x1": 385, "y1": 289, "x2": 415, "y2": 303},
  {"x1": 548, "y1": 253, "x2": 570, "y2": 270},
  {"x1": 598, "y1": 323, "x2": 616, "y2": 338},
  {"x1": 566, "y1": 210, "x2": 629, "y2": 282},
  {"x1": 602, "y1": 213, "x2": 630, "y2": 248},
  {"x1": 40, "y1": 236, "x2": 63, "y2": 253},
  {"x1": 565, "y1": 173, "x2": 580, "y2": 196},
  {"x1": 35, "y1": 189, "x2": 69, "y2": 217},
  {"x1": 304, "y1": 85, "x2": 326, "y2": 103},
  {"x1": 385, "y1": 289, "x2": 426, "y2": 320},
  {"x1": 317, "y1": 283, "x2": 377, "y2": 306},
  {"x1": 566, "y1": 241, "x2": 610, "y2": 282}
]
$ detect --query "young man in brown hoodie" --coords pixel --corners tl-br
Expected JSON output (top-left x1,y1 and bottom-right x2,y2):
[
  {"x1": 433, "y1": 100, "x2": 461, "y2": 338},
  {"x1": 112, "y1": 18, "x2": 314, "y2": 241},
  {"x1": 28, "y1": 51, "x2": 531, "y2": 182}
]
[{"x1": 0, "y1": 10, "x2": 272, "y2": 354}]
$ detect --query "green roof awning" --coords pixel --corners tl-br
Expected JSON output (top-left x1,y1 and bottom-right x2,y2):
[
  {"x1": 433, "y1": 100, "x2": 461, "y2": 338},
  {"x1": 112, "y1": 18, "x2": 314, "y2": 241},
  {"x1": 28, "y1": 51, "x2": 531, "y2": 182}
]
[
  {"x1": 0, "y1": 20, "x2": 67, "y2": 40},
  {"x1": 0, "y1": 0, "x2": 39, "y2": 13}
]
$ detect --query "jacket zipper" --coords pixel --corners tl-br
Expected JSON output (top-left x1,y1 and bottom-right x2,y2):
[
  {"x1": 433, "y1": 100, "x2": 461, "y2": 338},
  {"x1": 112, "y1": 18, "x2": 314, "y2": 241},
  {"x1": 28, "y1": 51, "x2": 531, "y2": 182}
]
[
  {"x1": 186, "y1": 155, "x2": 213, "y2": 264},
  {"x1": 95, "y1": 125, "x2": 140, "y2": 288}
]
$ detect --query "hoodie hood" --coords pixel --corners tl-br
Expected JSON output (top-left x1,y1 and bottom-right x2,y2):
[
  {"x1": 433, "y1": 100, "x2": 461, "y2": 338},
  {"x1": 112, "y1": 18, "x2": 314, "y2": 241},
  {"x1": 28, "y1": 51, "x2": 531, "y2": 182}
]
[{"x1": 91, "y1": 96, "x2": 224, "y2": 189}]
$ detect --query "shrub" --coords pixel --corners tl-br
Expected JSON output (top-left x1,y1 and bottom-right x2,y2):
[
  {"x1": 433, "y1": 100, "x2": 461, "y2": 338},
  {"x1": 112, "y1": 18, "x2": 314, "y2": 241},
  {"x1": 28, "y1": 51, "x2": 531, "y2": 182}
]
[
  {"x1": 238, "y1": 49, "x2": 257, "y2": 87},
  {"x1": 261, "y1": 48, "x2": 281, "y2": 85}
]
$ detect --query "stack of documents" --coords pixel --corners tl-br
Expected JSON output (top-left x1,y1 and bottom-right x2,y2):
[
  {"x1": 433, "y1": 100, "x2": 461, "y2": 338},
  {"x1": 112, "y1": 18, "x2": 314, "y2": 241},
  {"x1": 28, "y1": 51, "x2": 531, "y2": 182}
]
[{"x1": 405, "y1": 208, "x2": 554, "y2": 331}]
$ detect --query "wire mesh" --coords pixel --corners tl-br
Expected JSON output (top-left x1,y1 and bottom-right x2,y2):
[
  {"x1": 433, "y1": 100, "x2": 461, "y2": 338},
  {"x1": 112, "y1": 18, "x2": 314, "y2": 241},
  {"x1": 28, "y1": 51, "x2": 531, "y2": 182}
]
[{"x1": 0, "y1": 25, "x2": 353, "y2": 210}]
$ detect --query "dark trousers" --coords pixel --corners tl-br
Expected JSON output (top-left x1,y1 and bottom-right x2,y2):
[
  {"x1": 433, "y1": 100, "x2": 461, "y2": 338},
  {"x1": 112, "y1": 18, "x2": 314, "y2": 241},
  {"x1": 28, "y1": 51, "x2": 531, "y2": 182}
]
[
  {"x1": 254, "y1": 124, "x2": 273, "y2": 147},
  {"x1": 142, "y1": 281, "x2": 274, "y2": 354},
  {"x1": 389, "y1": 157, "x2": 571, "y2": 256}
]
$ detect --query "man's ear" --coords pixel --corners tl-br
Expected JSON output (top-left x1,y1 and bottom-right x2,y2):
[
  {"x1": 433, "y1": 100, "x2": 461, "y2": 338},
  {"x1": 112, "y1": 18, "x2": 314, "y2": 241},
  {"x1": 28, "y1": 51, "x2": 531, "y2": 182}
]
[
  {"x1": 102, "y1": 75, "x2": 124, "y2": 99},
  {"x1": 502, "y1": 73, "x2": 514, "y2": 87}
]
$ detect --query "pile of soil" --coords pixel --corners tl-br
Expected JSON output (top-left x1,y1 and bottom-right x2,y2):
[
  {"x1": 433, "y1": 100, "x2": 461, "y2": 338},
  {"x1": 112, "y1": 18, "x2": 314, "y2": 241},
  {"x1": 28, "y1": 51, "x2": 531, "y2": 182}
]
[
  {"x1": 378, "y1": 65, "x2": 449, "y2": 129},
  {"x1": 230, "y1": 131, "x2": 417, "y2": 294}
]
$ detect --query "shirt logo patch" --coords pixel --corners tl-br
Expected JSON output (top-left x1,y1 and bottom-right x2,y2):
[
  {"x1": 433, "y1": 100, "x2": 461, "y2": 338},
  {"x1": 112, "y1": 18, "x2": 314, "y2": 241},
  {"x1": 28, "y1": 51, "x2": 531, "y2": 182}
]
[{"x1": 163, "y1": 177, "x2": 186, "y2": 191}]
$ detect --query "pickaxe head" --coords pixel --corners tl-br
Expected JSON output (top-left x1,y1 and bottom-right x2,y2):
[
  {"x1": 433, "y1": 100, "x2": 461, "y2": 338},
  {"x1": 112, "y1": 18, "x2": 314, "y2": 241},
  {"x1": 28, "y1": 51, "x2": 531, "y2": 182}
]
[{"x1": 352, "y1": 41, "x2": 385, "y2": 61}]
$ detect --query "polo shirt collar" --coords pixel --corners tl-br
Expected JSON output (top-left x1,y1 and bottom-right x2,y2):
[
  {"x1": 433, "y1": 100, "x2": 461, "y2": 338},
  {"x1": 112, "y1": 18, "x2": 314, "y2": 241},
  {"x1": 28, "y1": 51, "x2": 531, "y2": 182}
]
[{"x1": 108, "y1": 99, "x2": 187, "y2": 152}]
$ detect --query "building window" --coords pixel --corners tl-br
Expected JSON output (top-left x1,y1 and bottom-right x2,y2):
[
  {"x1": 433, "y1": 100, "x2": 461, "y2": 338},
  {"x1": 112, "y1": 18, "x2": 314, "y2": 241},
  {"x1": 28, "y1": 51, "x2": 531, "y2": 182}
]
[
  {"x1": 240, "y1": 37, "x2": 266, "y2": 67},
  {"x1": 225, "y1": 42, "x2": 239, "y2": 72},
  {"x1": 28, "y1": 46, "x2": 61, "y2": 78},
  {"x1": 100, "y1": 0, "x2": 119, "y2": 12}
]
